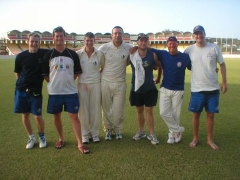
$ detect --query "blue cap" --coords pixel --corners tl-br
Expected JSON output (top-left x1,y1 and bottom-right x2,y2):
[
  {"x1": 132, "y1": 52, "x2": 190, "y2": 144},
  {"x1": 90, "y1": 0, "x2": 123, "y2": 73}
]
[{"x1": 193, "y1": 25, "x2": 205, "y2": 34}]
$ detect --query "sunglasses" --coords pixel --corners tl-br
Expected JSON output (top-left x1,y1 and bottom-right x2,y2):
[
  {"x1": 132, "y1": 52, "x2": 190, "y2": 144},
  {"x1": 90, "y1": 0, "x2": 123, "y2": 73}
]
[{"x1": 137, "y1": 33, "x2": 149, "y2": 40}]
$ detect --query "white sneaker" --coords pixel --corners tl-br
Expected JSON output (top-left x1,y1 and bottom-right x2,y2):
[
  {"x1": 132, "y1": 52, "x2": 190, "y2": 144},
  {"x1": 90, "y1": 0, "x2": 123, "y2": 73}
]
[
  {"x1": 115, "y1": 131, "x2": 122, "y2": 139},
  {"x1": 147, "y1": 134, "x2": 159, "y2": 145},
  {"x1": 167, "y1": 133, "x2": 175, "y2": 144},
  {"x1": 133, "y1": 130, "x2": 146, "y2": 140},
  {"x1": 92, "y1": 136, "x2": 100, "y2": 143},
  {"x1": 105, "y1": 129, "x2": 112, "y2": 140},
  {"x1": 39, "y1": 137, "x2": 47, "y2": 148},
  {"x1": 26, "y1": 137, "x2": 36, "y2": 149},
  {"x1": 175, "y1": 127, "x2": 184, "y2": 143},
  {"x1": 82, "y1": 137, "x2": 89, "y2": 144}
]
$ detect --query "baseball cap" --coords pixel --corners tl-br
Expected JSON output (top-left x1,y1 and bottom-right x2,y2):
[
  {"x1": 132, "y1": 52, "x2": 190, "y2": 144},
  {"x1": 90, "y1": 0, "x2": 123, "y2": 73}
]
[
  {"x1": 137, "y1": 33, "x2": 149, "y2": 41},
  {"x1": 193, "y1": 25, "x2": 205, "y2": 34},
  {"x1": 167, "y1": 36, "x2": 178, "y2": 43}
]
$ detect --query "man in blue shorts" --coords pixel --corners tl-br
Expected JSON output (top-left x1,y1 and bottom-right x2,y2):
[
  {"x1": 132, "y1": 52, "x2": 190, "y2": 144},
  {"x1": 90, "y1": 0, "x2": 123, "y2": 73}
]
[
  {"x1": 130, "y1": 34, "x2": 162, "y2": 145},
  {"x1": 14, "y1": 32, "x2": 49, "y2": 149},
  {"x1": 152, "y1": 37, "x2": 191, "y2": 144},
  {"x1": 184, "y1": 25, "x2": 228, "y2": 150},
  {"x1": 42, "y1": 26, "x2": 90, "y2": 154}
]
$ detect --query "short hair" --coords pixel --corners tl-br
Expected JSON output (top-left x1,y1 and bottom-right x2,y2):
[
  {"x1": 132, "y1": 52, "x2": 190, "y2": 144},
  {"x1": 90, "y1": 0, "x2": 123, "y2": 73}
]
[
  {"x1": 112, "y1": 26, "x2": 124, "y2": 34},
  {"x1": 84, "y1": 32, "x2": 95, "y2": 39},
  {"x1": 27, "y1": 32, "x2": 41, "y2": 40},
  {"x1": 53, "y1": 26, "x2": 65, "y2": 36}
]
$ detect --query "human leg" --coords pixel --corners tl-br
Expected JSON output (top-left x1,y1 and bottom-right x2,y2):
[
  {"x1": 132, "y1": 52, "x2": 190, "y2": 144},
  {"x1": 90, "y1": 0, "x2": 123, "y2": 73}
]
[
  {"x1": 89, "y1": 83, "x2": 101, "y2": 140},
  {"x1": 205, "y1": 92, "x2": 219, "y2": 150},
  {"x1": 189, "y1": 112, "x2": 200, "y2": 147},
  {"x1": 33, "y1": 115, "x2": 46, "y2": 148},
  {"x1": 101, "y1": 80, "x2": 114, "y2": 131},
  {"x1": 112, "y1": 82, "x2": 126, "y2": 131},
  {"x1": 133, "y1": 106, "x2": 146, "y2": 140},
  {"x1": 112, "y1": 82, "x2": 126, "y2": 139},
  {"x1": 53, "y1": 113, "x2": 64, "y2": 147},
  {"x1": 22, "y1": 113, "x2": 36, "y2": 149},
  {"x1": 206, "y1": 112, "x2": 218, "y2": 149},
  {"x1": 22, "y1": 113, "x2": 33, "y2": 136},
  {"x1": 78, "y1": 83, "x2": 90, "y2": 143}
]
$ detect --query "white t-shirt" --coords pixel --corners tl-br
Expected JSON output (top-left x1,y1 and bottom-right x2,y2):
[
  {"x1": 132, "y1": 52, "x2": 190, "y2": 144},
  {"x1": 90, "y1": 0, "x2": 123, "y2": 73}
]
[
  {"x1": 76, "y1": 48, "x2": 105, "y2": 83},
  {"x1": 184, "y1": 43, "x2": 224, "y2": 92},
  {"x1": 42, "y1": 48, "x2": 81, "y2": 95},
  {"x1": 98, "y1": 42, "x2": 132, "y2": 82}
]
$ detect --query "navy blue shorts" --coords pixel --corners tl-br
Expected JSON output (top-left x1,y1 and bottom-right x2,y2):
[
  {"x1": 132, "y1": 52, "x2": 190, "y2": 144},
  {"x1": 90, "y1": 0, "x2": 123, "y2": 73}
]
[
  {"x1": 188, "y1": 91, "x2": 220, "y2": 113},
  {"x1": 47, "y1": 93, "x2": 79, "y2": 114},
  {"x1": 130, "y1": 88, "x2": 158, "y2": 107},
  {"x1": 14, "y1": 90, "x2": 42, "y2": 116}
]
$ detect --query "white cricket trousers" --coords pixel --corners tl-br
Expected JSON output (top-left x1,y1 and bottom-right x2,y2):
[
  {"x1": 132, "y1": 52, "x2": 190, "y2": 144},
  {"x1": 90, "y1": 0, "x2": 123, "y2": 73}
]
[
  {"x1": 101, "y1": 80, "x2": 126, "y2": 132},
  {"x1": 78, "y1": 82, "x2": 101, "y2": 137},
  {"x1": 159, "y1": 87, "x2": 184, "y2": 133}
]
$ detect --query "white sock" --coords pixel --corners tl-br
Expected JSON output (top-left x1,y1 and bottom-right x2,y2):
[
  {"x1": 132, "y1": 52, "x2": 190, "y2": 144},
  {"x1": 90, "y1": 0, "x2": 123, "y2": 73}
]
[{"x1": 29, "y1": 134, "x2": 35, "y2": 139}]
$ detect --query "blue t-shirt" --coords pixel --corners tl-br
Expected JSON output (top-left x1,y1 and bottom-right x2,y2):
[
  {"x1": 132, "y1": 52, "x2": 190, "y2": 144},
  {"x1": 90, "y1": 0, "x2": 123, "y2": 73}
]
[
  {"x1": 151, "y1": 49, "x2": 191, "y2": 91},
  {"x1": 14, "y1": 49, "x2": 49, "y2": 91},
  {"x1": 131, "y1": 50, "x2": 156, "y2": 93}
]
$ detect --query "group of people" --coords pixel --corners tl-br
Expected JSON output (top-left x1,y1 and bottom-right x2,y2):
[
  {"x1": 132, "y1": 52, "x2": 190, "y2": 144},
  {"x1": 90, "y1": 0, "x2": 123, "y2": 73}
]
[{"x1": 14, "y1": 25, "x2": 227, "y2": 154}]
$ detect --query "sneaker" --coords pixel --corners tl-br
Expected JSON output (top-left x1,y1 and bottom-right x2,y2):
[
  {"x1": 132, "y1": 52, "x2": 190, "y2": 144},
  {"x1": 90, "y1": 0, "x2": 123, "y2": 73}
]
[
  {"x1": 105, "y1": 129, "x2": 112, "y2": 140},
  {"x1": 175, "y1": 127, "x2": 184, "y2": 143},
  {"x1": 167, "y1": 133, "x2": 175, "y2": 144},
  {"x1": 133, "y1": 130, "x2": 146, "y2": 140},
  {"x1": 92, "y1": 136, "x2": 100, "y2": 143},
  {"x1": 147, "y1": 134, "x2": 159, "y2": 145},
  {"x1": 39, "y1": 137, "x2": 47, "y2": 148},
  {"x1": 115, "y1": 131, "x2": 122, "y2": 139},
  {"x1": 82, "y1": 137, "x2": 89, "y2": 144},
  {"x1": 26, "y1": 137, "x2": 36, "y2": 149}
]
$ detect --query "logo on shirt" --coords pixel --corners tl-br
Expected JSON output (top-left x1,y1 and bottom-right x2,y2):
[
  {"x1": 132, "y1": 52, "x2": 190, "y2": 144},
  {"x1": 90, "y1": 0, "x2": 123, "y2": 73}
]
[
  {"x1": 66, "y1": 65, "x2": 69, "y2": 69},
  {"x1": 207, "y1": 52, "x2": 212, "y2": 58},
  {"x1": 142, "y1": 61, "x2": 149, "y2": 67},
  {"x1": 59, "y1": 58, "x2": 64, "y2": 69},
  {"x1": 177, "y1": 62, "x2": 182, "y2": 67},
  {"x1": 121, "y1": 55, "x2": 125, "y2": 59},
  {"x1": 93, "y1": 61, "x2": 97, "y2": 66}
]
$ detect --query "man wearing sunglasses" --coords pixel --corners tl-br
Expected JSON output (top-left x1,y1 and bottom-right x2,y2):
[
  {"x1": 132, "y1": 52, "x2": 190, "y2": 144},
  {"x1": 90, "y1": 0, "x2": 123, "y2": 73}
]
[
  {"x1": 42, "y1": 26, "x2": 90, "y2": 154},
  {"x1": 98, "y1": 26, "x2": 132, "y2": 140}
]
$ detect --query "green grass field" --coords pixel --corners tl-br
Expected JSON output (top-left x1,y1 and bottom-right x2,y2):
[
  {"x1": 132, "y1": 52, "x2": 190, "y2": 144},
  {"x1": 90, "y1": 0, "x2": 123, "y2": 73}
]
[{"x1": 0, "y1": 58, "x2": 239, "y2": 180}]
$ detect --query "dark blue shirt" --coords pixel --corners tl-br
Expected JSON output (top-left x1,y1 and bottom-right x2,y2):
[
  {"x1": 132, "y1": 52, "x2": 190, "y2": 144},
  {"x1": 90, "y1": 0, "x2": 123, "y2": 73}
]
[
  {"x1": 131, "y1": 50, "x2": 156, "y2": 93},
  {"x1": 151, "y1": 49, "x2": 191, "y2": 90},
  {"x1": 14, "y1": 49, "x2": 49, "y2": 91}
]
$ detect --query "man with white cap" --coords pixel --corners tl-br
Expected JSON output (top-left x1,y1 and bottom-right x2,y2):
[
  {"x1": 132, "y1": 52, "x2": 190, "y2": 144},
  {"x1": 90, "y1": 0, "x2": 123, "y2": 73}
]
[{"x1": 184, "y1": 25, "x2": 227, "y2": 150}]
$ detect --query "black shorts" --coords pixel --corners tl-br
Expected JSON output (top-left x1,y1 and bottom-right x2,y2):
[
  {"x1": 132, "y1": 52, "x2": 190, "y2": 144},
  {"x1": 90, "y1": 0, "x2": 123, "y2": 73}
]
[{"x1": 129, "y1": 88, "x2": 158, "y2": 107}]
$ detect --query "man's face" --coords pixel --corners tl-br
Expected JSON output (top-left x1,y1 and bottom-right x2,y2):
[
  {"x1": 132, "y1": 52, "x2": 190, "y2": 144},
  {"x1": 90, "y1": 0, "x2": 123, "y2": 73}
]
[
  {"x1": 111, "y1": 28, "x2": 123, "y2": 44},
  {"x1": 167, "y1": 41, "x2": 178, "y2": 55},
  {"x1": 84, "y1": 37, "x2": 95, "y2": 49},
  {"x1": 194, "y1": 31, "x2": 205, "y2": 43},
  {"x1": 137, "y1": 38, "x2": 149, "y2": 50},
  {"x1": 28, "y1": 36, "x2": 40, "y2": 53},
  {"x1": 53, "y1": 32, "x2": 65, "y2": 46}
]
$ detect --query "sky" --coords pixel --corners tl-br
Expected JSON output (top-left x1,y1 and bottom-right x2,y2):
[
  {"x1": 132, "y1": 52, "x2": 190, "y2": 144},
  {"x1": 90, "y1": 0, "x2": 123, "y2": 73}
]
[{"x1": 0, "y1": 0, "x2": 239, "y2": 39}]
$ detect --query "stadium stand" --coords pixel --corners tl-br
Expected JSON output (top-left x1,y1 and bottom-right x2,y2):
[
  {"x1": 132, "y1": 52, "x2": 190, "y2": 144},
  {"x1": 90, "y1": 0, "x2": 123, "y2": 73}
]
[{"x1": 2, "y1": 30, "x2": 197, "y2": 55}]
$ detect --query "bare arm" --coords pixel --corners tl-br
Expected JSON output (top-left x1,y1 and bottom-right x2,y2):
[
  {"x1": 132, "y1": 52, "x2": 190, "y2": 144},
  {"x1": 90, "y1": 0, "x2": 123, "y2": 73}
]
[
  {"x1": 74, "y1": 74, "x2": 79, "y2": 80},
  {"x1": 220, "y1": 62, "x2": 227, "y2": 93},
  {"x1": 15, "y1": 73, "x2": 19, "y2": 79},
  {"x1": 126, "y1": 55, "x2": 130, "y2": 66},
  {"x1": 43, "y1": 76, "x2": 49, "y2": 83},
  {"x1": 153, "y1": 53, "x2": 162, "y2": 84}
]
